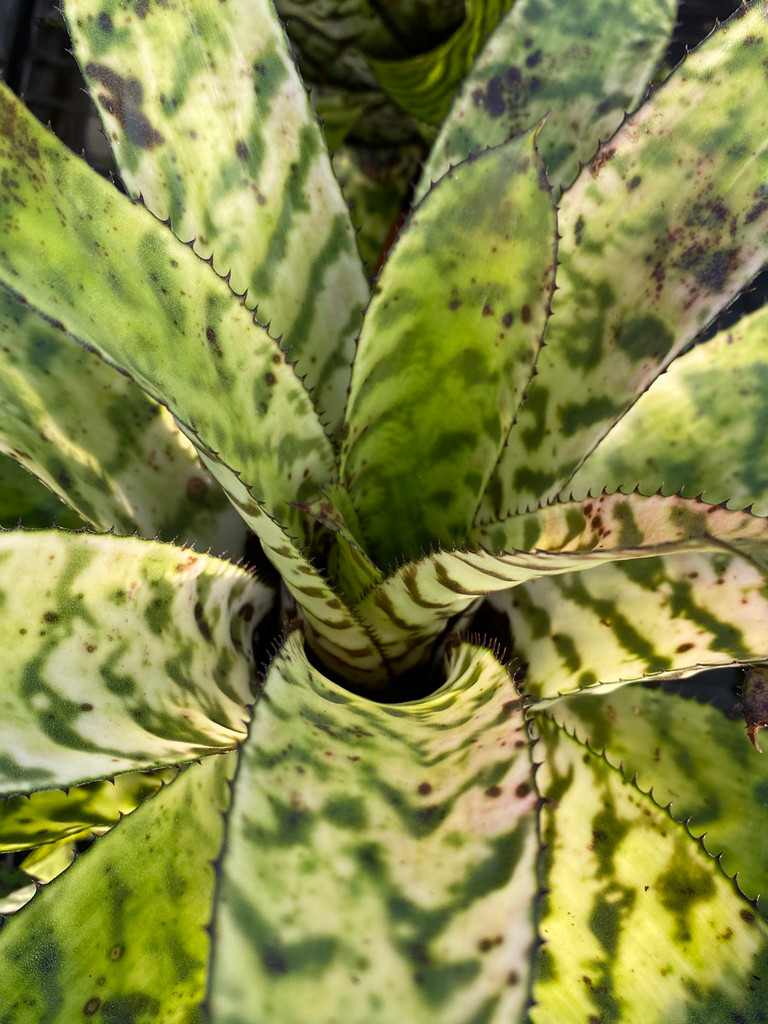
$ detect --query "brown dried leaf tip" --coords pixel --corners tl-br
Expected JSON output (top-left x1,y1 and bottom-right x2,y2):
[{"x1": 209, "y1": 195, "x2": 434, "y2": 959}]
[{"x1": 742, "y1": 665, "x2": 768, "y2": 753}]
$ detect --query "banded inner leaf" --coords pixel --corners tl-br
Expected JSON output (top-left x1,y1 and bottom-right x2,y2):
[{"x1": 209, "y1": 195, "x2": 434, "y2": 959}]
[
  {"x1": 356, "y1": 492, "x2": 768, "y2": 680},
  {"x1": 370, "y1": 0, "x2": 514, "y2": 126},
  {"x1": 206, "y1": 630, "x2": 538, "y2": 1024},
  {"x1": 479, "y1": 5, "x2": 768, "y2": 520},
  {"x1": 65, "y1": 0, "x2": 369, "y2": 436}
]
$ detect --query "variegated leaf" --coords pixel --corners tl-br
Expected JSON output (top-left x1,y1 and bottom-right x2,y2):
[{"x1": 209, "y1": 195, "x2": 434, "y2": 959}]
[
  {"x1": 341, "y1": 130, "x2": 556, "y2": 567},
  {"x1": 357, "y1": 492, "x2": 768, "y2": 679},
  {"x1": 570, "y1": 303, "x2": 768, "y2": 515},
  {"x1": 0, "y1": 81, "x2": 334, "y2": 547},
  {"x1": 0, "y1": 456, "x2": 83, "y2": 531},
  {"x1": 419, "y1": 0, "x2": 677, "y2": 199},
  {"x1": 498, "y1": 549, "x2": 768, "y2": 701},
  {"x1": 207, "y1": 631, "x2": 538, "y2": 1023},
  {"x1": 0, "y1": 768, "x2": 176, "y2": 852},
  {"x1": 546, "y1": 684, "x2": 768, "y2": 909},
  {"x1": 64, "y1": 0, "x2": 369, "y2": 436},
  {"x1": 0, "y1": 531, "x2": 270, "y2": 793},
  {"x1": 530, "y1": 713, "x2": 768, "y2": 1023},
  {"x1": 196, "y1": 454, "x2": 389, "y2": 688},
  {"x1": 0, "y1": 289, "x2": 243, "y2": 551},
  {"x1": 370, "y1": 0, "x2": 514, "y2": 126},
  {"x1": 480, "y1": 4, "x2": 768, "y2": 520},
  {"x1": 0, "y1": 752, "x2": 235, "y2": 1023}
]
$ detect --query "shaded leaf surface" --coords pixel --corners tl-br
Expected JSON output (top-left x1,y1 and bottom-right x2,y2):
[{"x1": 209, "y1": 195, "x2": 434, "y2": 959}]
[
  {"x1": 570, "y1": 304, "x2": 768, "y2": 514},
  {"x1": 0, "y1": 753, "x2": 235, "y2": 1024},
  {"x1": 0, "y1": 456, "x2": 83, "y2": 531},
  {"x1": 0, "y1": 768, "x2": 176, "y2": 852},
  {"x1": 0, "y1": 289, "x2": 241, "y2": 550}
]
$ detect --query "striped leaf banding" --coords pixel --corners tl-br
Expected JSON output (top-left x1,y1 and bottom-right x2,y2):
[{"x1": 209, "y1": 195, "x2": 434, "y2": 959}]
[
  {"x1": 358, "y1": 492, "x2": 768, "y2": 678},
  {"x1": 499, "y1": 548, "x2": 768, "y2": 702}
]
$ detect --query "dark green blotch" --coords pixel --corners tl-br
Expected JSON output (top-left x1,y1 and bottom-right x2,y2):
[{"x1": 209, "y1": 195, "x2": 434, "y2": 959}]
[
  {"x1": 588, "y1": 884, "x2": 635, "y2": 957},
  {"x1": 614, "y1": 314, "x2": 674, "y2": 362},
  {"x1": 144, "y1": 580, "x2": 174, "y2": 634},
  {"x1": 558, "y1": 395, "x2": 621, "y2": 436},
  {"x1": 323, "y1": 795, "x2": 367, "y2": 829},
  {"x1": 101, "y1": 992, "x2": 161, "y2": 1024},
  {"x1": 656, "y1": 852, "x2": 716, "y2": 942}
]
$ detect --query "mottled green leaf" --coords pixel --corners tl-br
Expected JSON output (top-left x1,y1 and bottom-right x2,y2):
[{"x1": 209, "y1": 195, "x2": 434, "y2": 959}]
[
  {"x1": 341, "y1": 130, "x2": 556, "y2": 567},
  {"x1": 0, "y1": 81, "x2": 334, "y2": 546},
  {"x1": 0, "y1": 456, "x2": 83, "y2": 531},
  {"x1": 358, "y1": 492, "x2": 768, "y2": 678},
  {"x1": 571, "y1": 304, "x2": 768, "y2": 515},
  {"x1": 480, "y1": 5, "x2": 768, "y2": 519},
  {"x1": 207, "y1": 631, "x2": 537, "y2": 1023},
  {"x1": 498, "y1": 549, "x2": 768, "y2": 701},
  {"x1": 0, "y1": 768, "x2": 176, "y2": 852},
  {"x1": 0, "y1": 531, "x2": 270, "y2": 793},
  {"x1": 370, "y1": 0, "x2": 514, "y2": 125},
  {"x1": 65, "y1": 0, "x2": 369, "y2": 436},
  {"x1": 545, "y1": 684, "x2": 768, "y2": 910},
  {"x1": 530, "y1": 713, "x2": 768, "y2": 1024},
  {"x1": 0, "y1": 752, "x2": 235, "y2": 1024},
  {"x1": 419, "y1": 0, "x2": 676, "y2": 198},
  {"x1": 196, "y1": 459, "x2": 388, "y2": 688},
  {"x1": 0, "y1": 289, "x2": 242, "y2": 550}
]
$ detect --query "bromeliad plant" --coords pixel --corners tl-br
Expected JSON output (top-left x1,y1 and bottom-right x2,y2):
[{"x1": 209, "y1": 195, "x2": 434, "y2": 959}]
[{"x1": 2, "y1": 0, "x2": 768, "y2": 1019}]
